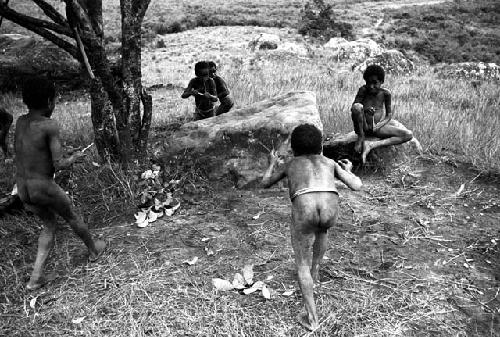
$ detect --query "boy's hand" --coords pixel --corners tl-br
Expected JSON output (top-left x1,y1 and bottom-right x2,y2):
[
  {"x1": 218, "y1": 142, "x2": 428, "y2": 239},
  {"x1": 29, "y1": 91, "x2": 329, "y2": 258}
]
[
  {"x1": 365, "y1": 107, "x2": 375, "y2": 116},
  {"x1": 191, "y1": 89, "x2": 200, "y2": 95},
  {"x1": 203, "y1": 92, "x2": 212, "y2": 98},
  {"x1": 269, "y1": 149, "x2": 284, "y2": 165},
  {"x1": 338, "y1": 159, "x2": 353, "y2": 172}
]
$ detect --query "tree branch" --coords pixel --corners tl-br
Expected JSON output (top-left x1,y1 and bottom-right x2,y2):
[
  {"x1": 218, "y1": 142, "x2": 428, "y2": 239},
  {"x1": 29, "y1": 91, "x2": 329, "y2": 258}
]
[
  {"x1": 0, "y1": 3, "x2": 73, "y2": 38},
  {"x1": 31, "y1": 0, "x2": 68, "y2": 26},
  {"x1": 0, "y1": 5, "x2": 79, "y2": 59},
  {"x1": 137, "y1": 0, "x2": 152, "y2": 21}
]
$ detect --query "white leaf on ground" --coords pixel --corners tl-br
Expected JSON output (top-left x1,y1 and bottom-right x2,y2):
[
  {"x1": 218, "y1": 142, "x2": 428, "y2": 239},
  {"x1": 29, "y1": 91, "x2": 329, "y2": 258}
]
[
  {"x1": 147, "y1": 210, "x2": 160, "y2": 223},
  {"x1": 152, "y1": 164, "x2": 161, "y2": 171},
  {"x1": 232, "y1": 273, "x2": 246, "y2": 289},
  {"x1": 456, "y1": 183, "x2": 465, "y2": 196},
  {"x1": 250, "y1": 280, "x2": 264, "y2": 290},
  {"x1": 262, "y1": 284, "x2": 271, "y2": 299},
  {"x1": 205, "y1": 247, "x2": 215, "y2": 256},
  {"x1": 29, "y1": 296, "x2": 38, "y2": 309},
  {"x1": 134, "y1": 211, "x2": 147, "y2": 224},
  {"x1": 201, "y1": 237, "x2": 210, "y2": 242},
  {"x1": 183, "y1": 256, "x2": 198, "y2": 265},
  {"x1": 91, "y1": 162, "x2": 100, "y2": 167},
  {"x1": 252, "y1": 211, "x2": 264, "y2": 220},
  {"x1": 164, "y1": 201, "x2": 181, "y2": 216},
  {"x1": 136, "y1": 219, "x2": 149, "y2": 228},
  {"x1": 282, "y1": 290, "x2": 295, "y2": 296},
  {"x1": 242, "y1": 264, "x2": 254, "y2": 285},
  {"x1": 265, "y1": 275, "x2": 274, "y2": 281},
  {"x1": 212, "y1": 278, "x2": 234, "y2": 291},
  {"x1": 141, "y1": 170, "x2": 153, "y2": 179},
  {"x1": 71, "y1": 316, "x2": 85, "y2": 324}
]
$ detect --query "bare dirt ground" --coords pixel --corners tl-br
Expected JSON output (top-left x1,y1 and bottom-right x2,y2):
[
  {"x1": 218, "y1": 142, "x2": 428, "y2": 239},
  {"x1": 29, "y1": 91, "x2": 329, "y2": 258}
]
[{"x1": 1, "y1": 153, "x2": 499, "y2": 336}]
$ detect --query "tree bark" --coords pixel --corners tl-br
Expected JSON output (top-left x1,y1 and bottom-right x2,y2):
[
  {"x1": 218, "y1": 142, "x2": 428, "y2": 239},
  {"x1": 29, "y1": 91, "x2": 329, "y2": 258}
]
[{"x1": 0, "y1": 0, "x2": 152, "y2": 163}]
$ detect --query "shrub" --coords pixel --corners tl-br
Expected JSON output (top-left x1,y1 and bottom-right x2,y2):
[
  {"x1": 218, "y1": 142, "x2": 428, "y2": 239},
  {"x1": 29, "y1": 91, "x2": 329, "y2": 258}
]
[{"x1": 297, "y1": 0, "x2": 354, "y2": 41}]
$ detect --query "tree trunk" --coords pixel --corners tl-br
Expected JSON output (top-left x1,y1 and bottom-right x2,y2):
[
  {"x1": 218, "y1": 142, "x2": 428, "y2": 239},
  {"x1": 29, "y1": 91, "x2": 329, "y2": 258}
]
[{"x1": 120, "y1": 0, "x2": 152, "y2": 156}]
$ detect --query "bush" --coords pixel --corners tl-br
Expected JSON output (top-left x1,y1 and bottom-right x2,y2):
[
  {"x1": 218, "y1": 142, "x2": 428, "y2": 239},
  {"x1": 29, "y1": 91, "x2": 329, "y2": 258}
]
[{"x1": 297, "y1": 0, "x2": 354, "y2": 41}]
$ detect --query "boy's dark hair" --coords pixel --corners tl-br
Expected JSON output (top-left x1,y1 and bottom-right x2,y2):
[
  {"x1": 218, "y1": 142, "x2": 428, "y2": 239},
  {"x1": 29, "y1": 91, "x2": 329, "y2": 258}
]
[
  {"x1": 363, "y1": 64, "x2": 385, "y2": 83},
  {"x1": 291, "y1": 124, "x2": 323, "y2": 156},
  {"x1": 22, "y1": 77, "x2": 56, "y2": 110},
  {"x1": 207, "y1": 61, "x2": 217, "y2": 69},
  {"x1": 194, "y1": 61, "x2": 209, "y2": 77}
]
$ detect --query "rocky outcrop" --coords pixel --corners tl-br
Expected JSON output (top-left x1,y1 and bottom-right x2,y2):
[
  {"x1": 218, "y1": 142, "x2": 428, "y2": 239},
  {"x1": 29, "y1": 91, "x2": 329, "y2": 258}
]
[
  {"x1": 354, "y1": 49, "x2": 416, "y2": 74},
  {"x1": 248, "y1": 33, "x2": 280, "y2": 51},
  {"x1": 323, "y1": 37, "x2": 383, "y2": 62},
  {"x1": 0, "y1": 34, "x2": 84, "y2": 91},
  {"x1": 164, "y1": 91, "x2": 322, "y2": 188},
  {"x1": 434, "y1": 62, "x2": 500, "y2": 81}
]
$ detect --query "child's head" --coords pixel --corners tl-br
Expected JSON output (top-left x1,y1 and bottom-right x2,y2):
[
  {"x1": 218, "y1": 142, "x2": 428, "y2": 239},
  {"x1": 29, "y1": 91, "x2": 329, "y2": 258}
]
[
  {"x1": 291, "y1": 124, "x2": 323, "y2": 156},
  {"x1": 363, "y1": 65, "x2": 385, "y2": 93},
  {"x1": 207, "y1": 61, "x2": 217, "y2": 77},
  {"x1": 22, "y1": 77, "x2": 56, "y2": 114},
  {"x1": 194, "y1": 61, "x2": 210, "y2": 78}
]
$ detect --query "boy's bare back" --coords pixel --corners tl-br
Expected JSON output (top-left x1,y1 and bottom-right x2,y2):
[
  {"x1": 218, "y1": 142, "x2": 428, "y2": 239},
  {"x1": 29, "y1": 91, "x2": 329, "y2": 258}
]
[{"x1": 15, "y1": 114, "x2": 60, "y2": 181}]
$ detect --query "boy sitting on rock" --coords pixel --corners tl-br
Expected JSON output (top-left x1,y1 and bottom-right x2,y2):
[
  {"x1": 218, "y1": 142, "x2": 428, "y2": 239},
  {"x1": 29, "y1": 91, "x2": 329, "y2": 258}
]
[
  {"x1": 262, "y1": 124, "x2": 362, "y2": 331},
  {"x1": 15, "y1": 77, "x2": 106, "y2": 290},
  {"x1": 181, "y1": 61, "x2": 218, "y2": 120},
  {"x1": 351, "y1": 64, "x2": 422, "y2": 163}
]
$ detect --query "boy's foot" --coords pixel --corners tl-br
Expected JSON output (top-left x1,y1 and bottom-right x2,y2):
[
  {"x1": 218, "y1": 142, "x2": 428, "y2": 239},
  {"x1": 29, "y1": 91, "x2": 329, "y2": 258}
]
[
  {"x1": 26, "y1": 277, "x2": 48, "y2": 291},
  {"x1": 296, "y1": 312, "x2": 319, "y2": 331},
  {"x1": 410, "y1": 138, "x2": 423, "y2": 155},
  {"x1": 354, "y1": 138, "x2": 364, "y2": 153},
  {"x1": 89, "y1": 240, "x2": 107, "y2": 262},
  {"x1": 361, "y1": 141, "x2": 375, "y2": 164}
]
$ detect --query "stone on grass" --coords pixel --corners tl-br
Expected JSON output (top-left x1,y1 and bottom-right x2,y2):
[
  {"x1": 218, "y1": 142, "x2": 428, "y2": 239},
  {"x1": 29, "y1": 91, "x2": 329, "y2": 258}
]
[
  {"x1": 323, "y1": 38, "x2": 383, "y2": 62},
  {"x1": 164, "y1": 91, "x2": 322, "y2": 188},
  {"x1": 248, "y1": 33, "x2": 280, "y2": 51},
  {"x1": 354, "y1": 49, "x2": 416, "y2": 74}
]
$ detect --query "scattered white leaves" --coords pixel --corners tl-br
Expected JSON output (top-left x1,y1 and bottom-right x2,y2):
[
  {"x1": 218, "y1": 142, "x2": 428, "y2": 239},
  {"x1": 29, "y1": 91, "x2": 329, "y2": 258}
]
[
  {"x1": 71, "y1": 316, "x2": 86, "y2": 324},
  {"x1": 242, "y1": 264, "x2": 254, "y2": 285},
  {"x1": 205, "y1": 247, "x2": 215, "y2": 256},
  {"x1": 183, "y1": 256, "x2": 198, "y2": 266},
  {"x1": 262, "y1": 285, "x2": 271, "y2": 299},
  {"x1": 232, "y1": 273, "x2": 246, "y2": 290},
  {"x1": 252, "y1": 211, "x2": 265, "y2": 220},
  {"x1": 212, "y1": 278, "x2": 234, "y2": 291},
  {"x1": 282, "y1": 290, "x2": 295, "y2": 297},
  {"x1": 29, "y1": 296, "x2": 38, "y2": 309}
]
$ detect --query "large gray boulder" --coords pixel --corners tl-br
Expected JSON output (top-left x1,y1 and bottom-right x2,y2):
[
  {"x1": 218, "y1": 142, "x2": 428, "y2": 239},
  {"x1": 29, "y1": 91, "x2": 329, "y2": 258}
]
[
  {"x1": 323, "y1": 37, "x2": 383, "y2": 62},
  {"x1": 248, "y1": 33, "x2": 280, "y2": 51},
  {"x1": 354, "y1": 49, "x2": 416, "y2": 74},
  {"x1": 165, "y1": 91, "x2": 322, "y2": 188},
  {"x1": 0, "y1": 34, "x2": 84, "y2": 91}
]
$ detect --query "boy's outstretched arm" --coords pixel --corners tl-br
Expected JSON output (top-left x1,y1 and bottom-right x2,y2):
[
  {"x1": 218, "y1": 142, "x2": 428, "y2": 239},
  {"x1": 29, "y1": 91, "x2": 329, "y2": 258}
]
[
  {"x1": 47, "y1": 121, "x2": 84, "y2": 170},
  {"x1": 181, "y1": 80, "x2": 195, "y2": 98},
  {"x1": 334, "y1": 159, "x2": 363, "y2": 191},
  {"x1": 262, "y1": 150, "x2": 286, "y2": 188}
]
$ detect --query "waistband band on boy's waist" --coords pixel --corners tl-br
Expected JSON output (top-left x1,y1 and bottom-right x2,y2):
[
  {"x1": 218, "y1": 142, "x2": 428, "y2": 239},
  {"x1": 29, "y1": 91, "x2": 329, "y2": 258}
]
[{"x1": 290, "y1": 188, "x2": 339, "y2": 201}]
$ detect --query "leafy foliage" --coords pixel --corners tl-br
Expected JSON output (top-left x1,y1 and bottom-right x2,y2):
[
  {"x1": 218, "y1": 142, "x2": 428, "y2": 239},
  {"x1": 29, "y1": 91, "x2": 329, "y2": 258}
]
[
  {"x1": 383, "y1": 0, "x2": 500, "y2": 64},
  {"x1": 298, "y1": 0, "x2": 354, "y2": 41}
]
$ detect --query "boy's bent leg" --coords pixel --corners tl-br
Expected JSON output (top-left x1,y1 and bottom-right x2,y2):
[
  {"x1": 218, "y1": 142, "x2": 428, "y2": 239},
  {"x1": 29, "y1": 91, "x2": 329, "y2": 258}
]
[
  {"x1": 351, "y1": 103, "x2": 366, "y2": 153},
  {"x1": 291, "y1": 216, "x2": 319, "y2": 331},
  {"x1": 215, "y1": 96, "x2": 234, "y2": 116},
  {"x1": 36, "y1": 181, "x2": 106, "y2": 261},
  {"x1": 26, "y1": 206, "x2": 57, "y2": 290},
  {"x1": 362, "y1": 120, "x2": 413, "y2": 163}
]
